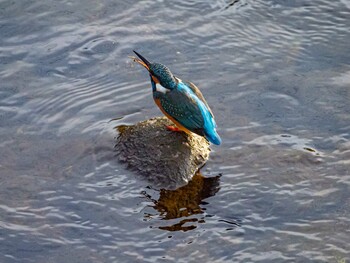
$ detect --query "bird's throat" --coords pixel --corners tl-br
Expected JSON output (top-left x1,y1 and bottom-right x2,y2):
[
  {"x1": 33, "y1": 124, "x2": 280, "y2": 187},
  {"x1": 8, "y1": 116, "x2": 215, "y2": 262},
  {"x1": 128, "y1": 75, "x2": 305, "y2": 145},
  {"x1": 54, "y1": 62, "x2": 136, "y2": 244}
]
[{"x1": 155, "y1": 84, "x2": 169, "y2": 94}]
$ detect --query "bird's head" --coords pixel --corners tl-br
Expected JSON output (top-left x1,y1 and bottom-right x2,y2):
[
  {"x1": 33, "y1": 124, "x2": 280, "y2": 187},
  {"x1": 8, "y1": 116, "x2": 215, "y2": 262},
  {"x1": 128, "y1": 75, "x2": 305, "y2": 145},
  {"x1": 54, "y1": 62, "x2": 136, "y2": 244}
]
[{"x1": 131, "y1": 50, "x2": 176, "y2": 89}]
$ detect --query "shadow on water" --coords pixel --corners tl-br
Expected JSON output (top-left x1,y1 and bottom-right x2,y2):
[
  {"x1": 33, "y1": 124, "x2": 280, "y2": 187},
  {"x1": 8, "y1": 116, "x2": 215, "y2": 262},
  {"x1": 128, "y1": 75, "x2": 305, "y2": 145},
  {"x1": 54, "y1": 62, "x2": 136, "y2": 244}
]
[{"x1": 143, "y1": 172, "x2": 224, "y2": 232}]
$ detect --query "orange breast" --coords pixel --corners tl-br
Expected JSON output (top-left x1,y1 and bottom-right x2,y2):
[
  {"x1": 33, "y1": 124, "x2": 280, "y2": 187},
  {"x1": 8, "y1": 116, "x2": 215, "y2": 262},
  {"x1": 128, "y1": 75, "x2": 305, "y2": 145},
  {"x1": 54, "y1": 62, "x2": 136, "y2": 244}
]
[{"x1": 154, "y1": 98, "x2": 192, "y2": 134}]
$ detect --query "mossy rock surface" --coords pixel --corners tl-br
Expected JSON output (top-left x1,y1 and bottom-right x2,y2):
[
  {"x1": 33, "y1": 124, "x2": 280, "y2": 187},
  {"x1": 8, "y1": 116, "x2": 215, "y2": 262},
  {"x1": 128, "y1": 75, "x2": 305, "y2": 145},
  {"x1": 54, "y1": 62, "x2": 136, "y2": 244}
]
[{"x1": 116, "y1": 117, "x2": 210, "y2": 189}]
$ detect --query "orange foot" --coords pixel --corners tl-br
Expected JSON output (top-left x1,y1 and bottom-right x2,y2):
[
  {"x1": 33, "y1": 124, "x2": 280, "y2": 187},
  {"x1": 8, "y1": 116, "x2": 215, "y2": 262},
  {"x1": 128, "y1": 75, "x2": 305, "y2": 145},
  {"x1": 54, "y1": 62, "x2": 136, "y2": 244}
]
[{"x1": 166, "y1": 125, "x2": 181, "y2": 132}]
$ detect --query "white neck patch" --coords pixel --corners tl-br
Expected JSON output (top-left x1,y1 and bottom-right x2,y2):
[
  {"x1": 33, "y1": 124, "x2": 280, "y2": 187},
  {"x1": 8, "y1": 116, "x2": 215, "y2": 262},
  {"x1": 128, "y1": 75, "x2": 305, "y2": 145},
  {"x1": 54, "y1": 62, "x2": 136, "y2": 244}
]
[{"x1": 156, "y1": 84, "x2": 169, "y2": 94}]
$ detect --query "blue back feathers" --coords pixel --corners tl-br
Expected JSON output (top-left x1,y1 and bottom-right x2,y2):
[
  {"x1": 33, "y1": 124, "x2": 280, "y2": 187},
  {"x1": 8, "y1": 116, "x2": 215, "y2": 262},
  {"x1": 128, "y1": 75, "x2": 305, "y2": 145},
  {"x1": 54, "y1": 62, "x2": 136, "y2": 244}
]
[{"x1": 177, "y1": 82, "x2": 222, "y2": 145}]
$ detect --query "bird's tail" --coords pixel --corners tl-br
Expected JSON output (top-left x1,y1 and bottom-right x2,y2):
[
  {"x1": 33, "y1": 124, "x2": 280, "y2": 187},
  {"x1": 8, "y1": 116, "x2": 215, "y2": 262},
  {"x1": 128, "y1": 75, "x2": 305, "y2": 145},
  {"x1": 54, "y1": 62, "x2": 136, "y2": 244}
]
[{"x1": 204, "y1": 129, "x2": 222, "y2": 145}]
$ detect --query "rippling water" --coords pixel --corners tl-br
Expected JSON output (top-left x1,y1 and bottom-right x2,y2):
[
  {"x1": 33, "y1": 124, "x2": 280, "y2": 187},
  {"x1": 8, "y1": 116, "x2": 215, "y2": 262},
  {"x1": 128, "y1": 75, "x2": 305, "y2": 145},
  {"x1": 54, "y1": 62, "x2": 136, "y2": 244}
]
[{"x1": 1, "y1": 0, "x2": 350, "y2": 262}]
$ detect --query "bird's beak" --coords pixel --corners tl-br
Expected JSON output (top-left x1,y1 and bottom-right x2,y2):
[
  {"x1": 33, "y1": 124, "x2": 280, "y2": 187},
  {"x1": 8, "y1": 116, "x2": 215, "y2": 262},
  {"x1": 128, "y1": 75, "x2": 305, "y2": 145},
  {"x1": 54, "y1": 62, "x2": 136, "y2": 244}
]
[{"x1": 130, "y1": 50, "x2": 151, "y2": 71}]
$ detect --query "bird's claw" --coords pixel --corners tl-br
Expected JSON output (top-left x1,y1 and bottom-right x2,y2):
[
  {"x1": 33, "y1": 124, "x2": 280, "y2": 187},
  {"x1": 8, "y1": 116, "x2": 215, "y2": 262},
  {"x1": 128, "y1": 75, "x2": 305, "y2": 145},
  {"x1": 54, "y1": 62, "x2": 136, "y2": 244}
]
[{"x1": 165, "y1": 125, "x2": 181, "y2": 132}]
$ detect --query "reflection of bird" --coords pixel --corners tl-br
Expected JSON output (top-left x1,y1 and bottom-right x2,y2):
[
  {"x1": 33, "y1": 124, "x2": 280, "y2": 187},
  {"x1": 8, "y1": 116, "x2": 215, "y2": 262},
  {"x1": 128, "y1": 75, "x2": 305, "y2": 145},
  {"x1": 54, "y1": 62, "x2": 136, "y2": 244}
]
[
  {"x1": 142, "y1": 172, "x2": 223, "y2": 231},
  {"x1": 131, "y1": 51, "x2": 221, "y2": 145}
]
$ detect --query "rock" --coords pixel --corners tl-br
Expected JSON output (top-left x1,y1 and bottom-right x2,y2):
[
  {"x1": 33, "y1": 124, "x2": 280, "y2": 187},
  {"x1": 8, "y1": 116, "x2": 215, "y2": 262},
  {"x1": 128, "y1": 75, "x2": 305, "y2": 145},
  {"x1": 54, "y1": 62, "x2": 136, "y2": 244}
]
[{"x1": 115, "y1": 117, "x2": 210, "y2": 189}]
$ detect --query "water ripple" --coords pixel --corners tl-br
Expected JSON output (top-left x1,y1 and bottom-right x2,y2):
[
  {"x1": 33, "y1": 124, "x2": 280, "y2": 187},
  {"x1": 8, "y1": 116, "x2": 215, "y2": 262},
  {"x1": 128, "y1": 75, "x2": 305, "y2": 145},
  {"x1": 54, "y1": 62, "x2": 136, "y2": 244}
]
[{"x1": 1, "y1": 0, "x2": 350, "y2": 262}]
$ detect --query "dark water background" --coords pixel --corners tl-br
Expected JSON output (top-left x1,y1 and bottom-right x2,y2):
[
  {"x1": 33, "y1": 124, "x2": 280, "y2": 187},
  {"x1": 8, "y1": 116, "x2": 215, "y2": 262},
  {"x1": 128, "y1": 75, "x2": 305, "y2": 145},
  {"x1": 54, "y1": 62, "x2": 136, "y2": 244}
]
[{"x1": 1, "y1": 0, "x2": 350, "y2": 262}]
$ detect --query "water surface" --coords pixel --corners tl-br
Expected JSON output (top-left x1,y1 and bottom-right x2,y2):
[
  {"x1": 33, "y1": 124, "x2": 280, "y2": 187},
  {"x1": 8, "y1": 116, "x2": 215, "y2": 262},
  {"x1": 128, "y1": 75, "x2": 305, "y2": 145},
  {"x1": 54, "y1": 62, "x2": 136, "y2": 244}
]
[{"x1": 0, "y1": 0, "x2": 350, "y2": 262}]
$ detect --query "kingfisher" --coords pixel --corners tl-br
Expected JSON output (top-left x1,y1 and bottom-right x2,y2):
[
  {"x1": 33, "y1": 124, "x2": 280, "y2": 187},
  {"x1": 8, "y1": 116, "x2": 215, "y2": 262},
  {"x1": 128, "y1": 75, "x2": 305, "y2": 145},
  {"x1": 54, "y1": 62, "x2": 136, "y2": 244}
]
[{"x1": 131, "y1": 50, "x2": 221, "y2": 145}]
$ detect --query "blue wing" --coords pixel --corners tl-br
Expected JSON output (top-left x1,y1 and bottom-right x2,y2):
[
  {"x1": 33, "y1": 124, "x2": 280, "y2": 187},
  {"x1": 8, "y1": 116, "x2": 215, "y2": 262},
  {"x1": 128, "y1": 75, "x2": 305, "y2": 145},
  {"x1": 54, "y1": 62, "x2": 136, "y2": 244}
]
[
  {"x1": 182, "y1": 80, "x2": 214, "y2": 116},
  {"x1": 156, "y1": 81, "x2": 221, "y2": 145}
]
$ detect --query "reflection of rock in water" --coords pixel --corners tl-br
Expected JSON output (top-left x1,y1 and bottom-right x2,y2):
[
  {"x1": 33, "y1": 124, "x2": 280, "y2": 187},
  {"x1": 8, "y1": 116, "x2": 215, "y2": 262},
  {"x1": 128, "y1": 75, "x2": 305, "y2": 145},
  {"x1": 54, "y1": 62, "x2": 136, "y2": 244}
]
[
  {"x1": 115, "y1": 117, "x2": 210, "y2": 190},
  {"x1": 145, "y1": 172, "x2": 221, "y2": 231}
]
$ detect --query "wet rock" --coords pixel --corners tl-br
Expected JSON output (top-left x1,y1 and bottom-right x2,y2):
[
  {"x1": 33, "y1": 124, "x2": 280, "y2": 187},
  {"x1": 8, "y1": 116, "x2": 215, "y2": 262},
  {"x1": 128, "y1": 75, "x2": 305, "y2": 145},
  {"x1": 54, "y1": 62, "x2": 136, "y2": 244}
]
[{"x1": 115, "y1": 117, "x2": 210, "y2": 189}]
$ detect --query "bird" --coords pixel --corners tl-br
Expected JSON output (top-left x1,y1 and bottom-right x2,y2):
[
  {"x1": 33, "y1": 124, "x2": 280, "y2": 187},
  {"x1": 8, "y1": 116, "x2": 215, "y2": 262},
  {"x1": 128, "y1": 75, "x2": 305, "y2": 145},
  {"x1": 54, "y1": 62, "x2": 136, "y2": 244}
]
[{"x1": 131, "y1": 50, "x2": 221, "y2": 145}]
